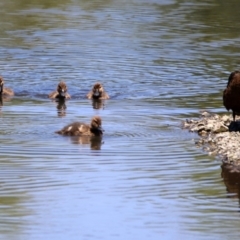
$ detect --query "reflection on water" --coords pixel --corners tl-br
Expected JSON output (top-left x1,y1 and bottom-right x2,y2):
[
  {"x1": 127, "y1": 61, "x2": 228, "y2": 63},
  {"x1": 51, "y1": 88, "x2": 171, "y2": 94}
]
[
  {"x1": 0, "y1": 95, "x2": 13, "y2": 108},
  {"x1": 1, "y1": 0, "x2": 240, "y2": 239},
  {"x1": 56, "y1": 99, "x2": 67, "y2": 117},
  {"x1": 70, "y1": 135, "x2": 103, "y2": 150},
  {"x1": 221, "y1": 163, "x2": 240, "y2": 200},
  {"x1": 91, "y1": 99, "x2": 105, "y2": 109}
]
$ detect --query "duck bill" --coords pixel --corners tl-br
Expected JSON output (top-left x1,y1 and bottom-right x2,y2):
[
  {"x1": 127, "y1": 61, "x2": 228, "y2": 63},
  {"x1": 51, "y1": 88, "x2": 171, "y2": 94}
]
[
  {"x1": 60, "y1": 91, "x2": 66, "y2": 97},
  {"x1": 93, "y1": 90, "x2": 100, "y2": 97},
  {"x1": 98, "y1": 126, "x2": 104, "y2": 133}
]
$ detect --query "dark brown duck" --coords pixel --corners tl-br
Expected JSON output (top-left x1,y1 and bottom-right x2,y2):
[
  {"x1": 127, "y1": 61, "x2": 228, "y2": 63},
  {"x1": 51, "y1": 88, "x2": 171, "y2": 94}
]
[{"x1": 223, "y1": 71, "x2": 240, "y2": 121}]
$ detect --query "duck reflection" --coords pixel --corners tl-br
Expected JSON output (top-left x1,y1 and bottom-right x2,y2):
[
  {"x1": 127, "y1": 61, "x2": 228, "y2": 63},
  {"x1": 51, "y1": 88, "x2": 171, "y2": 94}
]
[
  {"x1": 91, "y1": 99, "x2": 105, "y2": 109},
  {"x1": 56, "y1": 99, "x2": 67, "y2": 117},
  {"x1": 70, "y1": 136, "x2": 103, "y2": 150},
  {"x1": 0, "y1": 96, "x2": 2, "y2": 107},
  {"x1": 221, "y1": 162, "x2": 240, "y2": 200},
  {"x1": 0, "y1": 95, "x2": 13, "y2": 108}
]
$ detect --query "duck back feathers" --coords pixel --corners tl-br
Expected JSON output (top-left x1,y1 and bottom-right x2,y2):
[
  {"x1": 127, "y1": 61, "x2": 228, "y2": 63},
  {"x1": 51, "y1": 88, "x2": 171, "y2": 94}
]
[{"x1": 223, "y1": 71, "x2": 240, "y2": 121}]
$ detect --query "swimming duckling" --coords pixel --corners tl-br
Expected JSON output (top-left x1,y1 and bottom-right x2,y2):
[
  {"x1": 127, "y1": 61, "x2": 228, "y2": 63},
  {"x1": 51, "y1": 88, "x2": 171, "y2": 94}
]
[
  {"x1": 223, "y1": 71, "x2": 240, "y2": 121},
  {"x1": 87, "y1": 83, "x2": 109, "y2": 100},
  {"x1": 0, "y1": 76, "x2": 14, "y2": 96},
  {"x1": 55, "y1": 116, "x2": 103, "y2": 137},
  {"x1": 49, "y1": 81, "x2": 71, "y2": 100}
]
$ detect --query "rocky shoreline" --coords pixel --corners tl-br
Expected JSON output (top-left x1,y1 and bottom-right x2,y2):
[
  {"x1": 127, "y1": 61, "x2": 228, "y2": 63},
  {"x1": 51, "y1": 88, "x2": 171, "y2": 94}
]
[{"x1": 182, "y1": 111, "x2": 240, "y2": 174}]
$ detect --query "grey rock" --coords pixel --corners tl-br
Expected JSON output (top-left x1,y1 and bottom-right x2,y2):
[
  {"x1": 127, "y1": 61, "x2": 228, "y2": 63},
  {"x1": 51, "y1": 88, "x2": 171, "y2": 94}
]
[{"x1": 183, "y1": 112, "x2": 240, "y2": 171}]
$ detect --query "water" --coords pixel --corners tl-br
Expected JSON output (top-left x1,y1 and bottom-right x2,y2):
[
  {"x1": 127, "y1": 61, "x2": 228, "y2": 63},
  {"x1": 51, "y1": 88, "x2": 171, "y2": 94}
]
[{"x1": 1, "y1": 0, "x2": 240, "y2": 239}]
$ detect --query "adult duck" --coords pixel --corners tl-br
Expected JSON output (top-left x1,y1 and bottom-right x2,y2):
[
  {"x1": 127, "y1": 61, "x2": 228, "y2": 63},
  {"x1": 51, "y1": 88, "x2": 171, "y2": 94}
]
[{"x1": 223, "y1": 70, "x2": 240, "y2": 121}]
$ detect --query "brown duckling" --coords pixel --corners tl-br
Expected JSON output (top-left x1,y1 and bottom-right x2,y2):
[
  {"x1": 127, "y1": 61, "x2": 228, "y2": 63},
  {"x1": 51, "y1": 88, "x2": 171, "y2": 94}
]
[
  {"x1": 0, "y1": 76, "x2": 14, "y2": 96},
  {"x1": 87, "y1": 82, "x2": 109, "y2": 100},
  {"x1": 223, "y1": 71, "x2": 240, "y2": 121},
  {"x1": 55, "y1": 116, "x2": 103, "y2": 137},
  {"x1": 49, "y1": 81, "x2": 71, "y2": 100}
]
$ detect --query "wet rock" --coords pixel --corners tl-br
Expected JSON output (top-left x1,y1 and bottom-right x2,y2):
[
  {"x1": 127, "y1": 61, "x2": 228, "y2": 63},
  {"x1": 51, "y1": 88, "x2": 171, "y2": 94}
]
[
  {"x1": 183, "y1": 112, "x2": 240, "y2": 173},
  {"x1": 212, "y1": 123, "x2": 228, "y2": 133},
  {"x1": 221, "y1": 115, "x2": 230, "y2": 122},
  {"x1": 201, "y1": 111, "x2": 211, "y2": 117}
]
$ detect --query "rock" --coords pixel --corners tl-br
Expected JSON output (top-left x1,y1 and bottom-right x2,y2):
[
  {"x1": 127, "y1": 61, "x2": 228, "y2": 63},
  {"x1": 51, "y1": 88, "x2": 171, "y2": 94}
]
[
  {"x1": 221, "y1": 115, "x2": 230, "y2": 122},
  {"x1": 183, "y1": 111, "x2": 240, "y2": 172},
  {"x1": 212, "y1": 123, "x2": 229, "y2": 133},
  {"x1": 201, "y1": 111, "x2": 210, "y2": 117},
  {"x1": 199, "y1": 130, "x2": 208, "y2": 136}
]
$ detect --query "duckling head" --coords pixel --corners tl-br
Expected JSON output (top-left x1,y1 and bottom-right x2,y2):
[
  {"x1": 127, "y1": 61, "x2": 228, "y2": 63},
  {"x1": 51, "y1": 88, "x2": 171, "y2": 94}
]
[
  {"x1": 57, "y1": 81, "x2": 68, "y2": 97},
  {"x1": 90, "y1": 116, "x2": 103, "y2": 133},
  {"x1": 92, "y1": 83, "x2": 104, "y2": 98}
]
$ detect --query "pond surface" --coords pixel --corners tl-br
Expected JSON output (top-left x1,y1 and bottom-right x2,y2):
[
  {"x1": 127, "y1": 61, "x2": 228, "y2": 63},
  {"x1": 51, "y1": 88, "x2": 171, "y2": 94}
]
[{"x1": 1, "y1": 0, "x2": 240, "y2": 239}]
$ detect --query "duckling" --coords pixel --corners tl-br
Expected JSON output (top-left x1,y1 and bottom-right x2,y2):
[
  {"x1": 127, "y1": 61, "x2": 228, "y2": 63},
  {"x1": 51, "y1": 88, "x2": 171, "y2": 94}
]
[
  {"x1": 49, "y1": 81, "x2": 71, "y2": 100},
  {"x1": 223, "y1": 70, "x2": 240, "y2": 121},
  {"x1": 55, "y1": 116, "x2": 103, "y2": 137},
  {"x1": 87, "y1": 82, "x2": 109, "y2": 100},
  {"x1": 0, "y1": 76, "x2": 14, "y2": 96}
]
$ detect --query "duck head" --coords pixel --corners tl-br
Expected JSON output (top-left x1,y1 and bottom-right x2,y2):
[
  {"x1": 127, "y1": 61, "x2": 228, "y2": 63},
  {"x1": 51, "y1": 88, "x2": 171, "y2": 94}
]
[
  {"x1": 90, "y1": 116, "x2": 103, "y2": 134},
  {"x1": 57, "y1": 81, "x2": 68, "y2": 98},
  {"x1": 92, "y1": 83, "x2": 104, "y2": 99}
]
